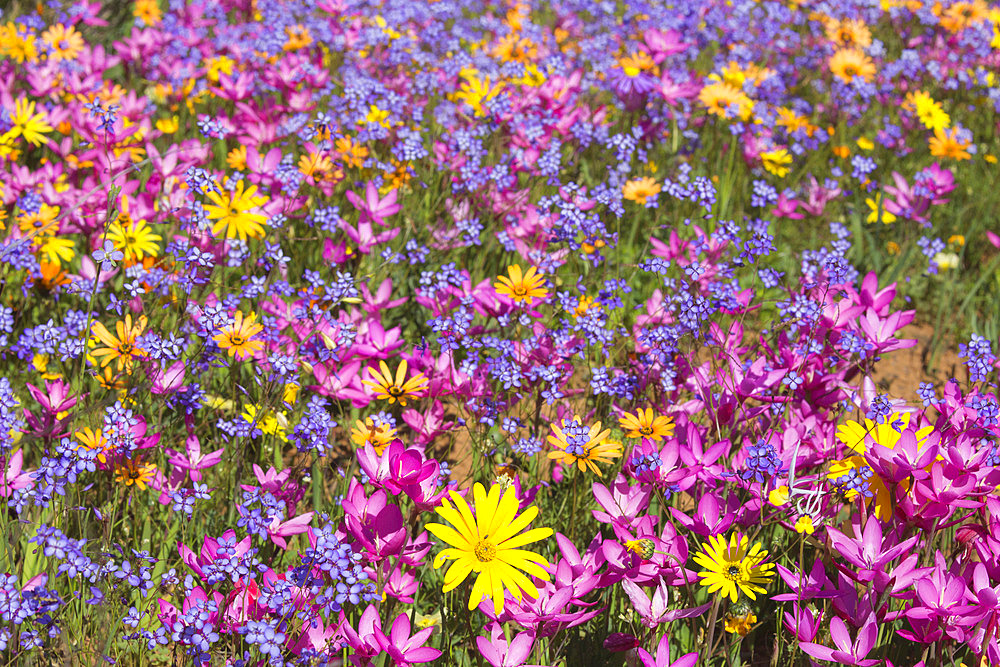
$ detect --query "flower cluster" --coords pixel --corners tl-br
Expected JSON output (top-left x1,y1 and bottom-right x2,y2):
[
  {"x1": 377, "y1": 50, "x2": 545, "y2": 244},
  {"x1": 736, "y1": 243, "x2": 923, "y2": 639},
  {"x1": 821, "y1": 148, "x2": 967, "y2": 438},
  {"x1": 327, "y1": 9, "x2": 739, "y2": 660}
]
[{"x1": 0, "y1": 0, "x2": 999, "y2": 665}]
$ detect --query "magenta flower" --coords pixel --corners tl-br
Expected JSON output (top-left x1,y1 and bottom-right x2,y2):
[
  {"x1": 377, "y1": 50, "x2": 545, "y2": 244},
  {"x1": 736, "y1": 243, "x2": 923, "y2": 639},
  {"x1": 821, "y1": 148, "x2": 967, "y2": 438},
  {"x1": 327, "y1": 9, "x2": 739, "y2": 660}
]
[
  {"x1": 340, "y1": 604, "x2": 382, "y2": 665},
  {"x1": 484, "y1": 580, "x2": 603, "y2": 638},
  {"x1": 343, "y1": 484, "x2": 407, "y2": 560},
  {"x1": 631, "y1": 633, "x2": 698, "y2": 667},
  {"x1": 339, "y1": 216, "x2": 401, "y2": 255},
  {"x1": 346, "y1": 181, "x2": 400, "y2": 227},
  {"x1": 799, "y1": 614, "x2": 880, "y2": 666},
  {"x1": 266, "y1": 511, "x2": 314, "y2": 550},
  {"x1": 373, "y1": 612, "x2": 441, "y2": 665},
  {"x1": 287, "y1": 616, "x2": 340, "y2": 657},
  {"x1": 150, "y1": 359, "x2": 186, "y2": 395},
  {"x1": 361, "y1": 277, "x2": 408, "y2": 314},
  {"x1": 905, "y1": 552, "x2": 974, "y2": 636},
  {"x1": 604, "y1": 633, "x2": 640, "y2": 652},
  {"x1": 621, "y1": 578, "x2": 710, "y2": 628},
  {"x1": 24, "y1": 380, "x2": 79, "y2": 439},
  {"x1": 402, "y1": 400, "x2": 456, "y2": 449},
  {"x1": 669, "y1": 490, "x2": 740, "y2": 538},
  {"x1": 782, "y1": 603, "x2": 823, "y2": 642},
  {"x1": 591, "y1": 476, "x2": 651, "y2": 532},
  {"x1": 826, "y1": 515, "x2": 918, "y2": 590},
  {"x1": 865, "y1": 427, "x2": 939, "y2": 483},
  {"x1": 310, "y1": 360, "x2": 371, "y2": 407},
  {"x1": 351, "y1": 319, "x2": 405, "y2": 360},
  {"x1": 165, "y1": 416, "x2": 224, "y2": 482},
  {"x1": 178, "y1": 530, "x2": 253, "y2": 581},
  {"x1": 476, "y1": 623, "x2": 540, "y2": 667},
  {"x1": 356, "y1": 440, "x2": 439, "y2": 496},
  {"x1": 771, "y1": 191, "x2": 803, "y2": 219},
  {"x1": 857, "y1": 307, "x2": 917, "y2": 354},
  {"x1": 0, "y1": 450, "x2": 33, "y2": 498},
  {"x1": 382, "y1": 564, "x2": 419, "y2": 604},
  {"x1": 774, "y1": 559, "x2": 840, "y2": 602},
  {"x1": 643, "y1": 28, "x2": 690, "y2": 61},
  {"x1": 799, "y1": 174, "x2": 841, "y2": 217}
]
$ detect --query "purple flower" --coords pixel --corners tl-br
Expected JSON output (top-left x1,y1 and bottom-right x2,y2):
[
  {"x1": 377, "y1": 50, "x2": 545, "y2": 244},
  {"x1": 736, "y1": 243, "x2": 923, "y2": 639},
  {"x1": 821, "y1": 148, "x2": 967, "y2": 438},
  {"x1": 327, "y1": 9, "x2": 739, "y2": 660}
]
[{"x1": 92, "y1": 239, "x2": 124, "y2": 272}]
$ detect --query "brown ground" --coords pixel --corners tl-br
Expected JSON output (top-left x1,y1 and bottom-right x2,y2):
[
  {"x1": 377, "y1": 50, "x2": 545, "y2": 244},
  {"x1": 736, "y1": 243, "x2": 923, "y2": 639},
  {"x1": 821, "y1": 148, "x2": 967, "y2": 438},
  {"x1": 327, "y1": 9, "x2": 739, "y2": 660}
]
[{"x1": 871, "y1": 323, "x2": 965, "y2": 395}]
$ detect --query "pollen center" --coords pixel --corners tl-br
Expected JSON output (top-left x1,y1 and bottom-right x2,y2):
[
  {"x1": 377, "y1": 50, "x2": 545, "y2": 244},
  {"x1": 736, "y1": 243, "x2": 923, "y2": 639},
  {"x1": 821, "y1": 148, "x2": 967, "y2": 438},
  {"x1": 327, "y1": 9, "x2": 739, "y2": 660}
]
[
  {"x1": 474, "y1": 539, "x2": 497, "y2": 562},
  {"x1": 726, "y1": 565, "x2": 742, "y2": 580},
  {"x1": 229, "y1": 335, "x2": 244, "y2": 345}
]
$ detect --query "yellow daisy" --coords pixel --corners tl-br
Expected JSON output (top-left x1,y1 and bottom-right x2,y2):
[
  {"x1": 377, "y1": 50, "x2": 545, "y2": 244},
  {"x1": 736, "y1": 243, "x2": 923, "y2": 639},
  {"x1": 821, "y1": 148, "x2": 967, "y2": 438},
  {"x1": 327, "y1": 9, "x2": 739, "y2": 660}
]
[
  {"x1": 114, "y1": 458, "x2": 157, "y2": 490},
  {"x1": 41, "y1": 23, "x2": 84, "y2": 62},
  {"x1": 761, "y1": 148, "x2": 793, "y2": 178},
  {"x1": 619, "y1": 409, "x2": 675, "y2": 441},
  {"x1": 361, "y1": 360, "x2": 429, "y2": 406},
  {"x1": 546, "y1": 418, "x2": 622, "y2": 476},
  {"x1": 698, "y1": 82, "x2": 752, "y2": 121},
  {"x1": 829, "y1": 48, "x2": 876, "y2": 83},
  {"x1": 905, "y1": 91, "x2": 950, "y2": 132},
  {"x1": 693, "y1": 533, "x2": 774, "y2": 603},
  {"x1": 36, "y1": 236, "x2": 76, "y2": 267},
  {"x1": 622, "y1": 177, "x2": 662, "y2": 205},
  {"x1": 213, "y1": 310, "x2": 265, "y2": 360},
  {"x1": 107, "y1": 198, "x2": 161, "y2": 263},
  {"x1": 204, "y1": 180, "x2": 268, "y2": 241},
  {"x1": 493, "y1": 264, "x2": 548, "y2": 306},
  {"x1": 2, "y1": 97, "x2": 53, "y2": 147},
  {"x1": 929, "y1": 127, "x2": 972, "y2": 161},
  {"x1": 425, "y1": 482, "x2": 553, "y2": 614},
  {"x1": 350, "y1": 418, "x2": 398, "y2": 455},
  {"x1": 91, "y1": 315, "x2": 148, "y2": 374}
]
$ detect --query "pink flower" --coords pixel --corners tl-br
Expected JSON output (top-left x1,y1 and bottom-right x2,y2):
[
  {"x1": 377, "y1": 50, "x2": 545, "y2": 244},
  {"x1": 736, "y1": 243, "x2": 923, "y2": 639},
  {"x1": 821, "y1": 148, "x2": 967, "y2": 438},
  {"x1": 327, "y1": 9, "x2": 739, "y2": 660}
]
[
  {"x1": 621, "y1": 578, "x2": 710, "y2": 628},
  {"x1": 771, "y1": 191, "x2": 803, "y2": 219},
  {"x1": 643, "y1": 28, "x2": 690, "y2": 62},
  {"x1": 150, "y1": 359, "x2": 186, "y2": 395},
  {"x1": 361, "y1": 278, "x2": 407, "y2": 314},
  {"x1": 266, "y1": 511, "x2": 314, "y2": 550},
  {"x1": 476, "y1": 623, "x2": 541, "y2": 667},
  {"x1": 165, "y1": 416, "x2": 224, "y2": 483},
  {"x1": 591, "y1": 476, "x2": 651, "y2": 532},
  {"x1": 356, "y1": 440, "x2": 439, "y2": 497},
  {"x1": 343, "y1": 484, "x2": 407, "y2": 560},
  {"x1": 0, "y1": 450, "x2": 33, "y2": 498},
  {"x1": 799, "y1": 614, "x2": 880, "y2": 666},
  {"x1": 631, "y1": 633, "x2": 698, "y2": 667},
  {"x1": 179, "y1": 530, "x2": 253, "y2": 581},
  {"x1": 346, "y1": 181, "x2": 400, "y2": 226},
  {"x1": 375, "y1": 613, "x2": 441, "y2": 665}
]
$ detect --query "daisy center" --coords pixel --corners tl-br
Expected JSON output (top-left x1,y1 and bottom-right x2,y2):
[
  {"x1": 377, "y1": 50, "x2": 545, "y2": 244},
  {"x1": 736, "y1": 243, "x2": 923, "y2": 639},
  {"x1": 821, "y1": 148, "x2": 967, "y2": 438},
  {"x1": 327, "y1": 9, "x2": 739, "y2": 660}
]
[
  {"x1": 229, "y1": 335, "x2": 244, "y2": 345},
  {"x1": 512, "y1": 286, "x2": 527, "y2": 296},
  {"x1": 387, "y1": 385, "x2": 404, "y2": 397},
  {"x1": 639, "y1": 426, "x2": 654, "y2": 436},
  {"x1": 726, "y1": 564, "x2": 743, "y2": 581},
  {"x1": 474, "y1": 539, "x2": 497, "y2": 563},
  {"x1": 119, "y1": 342, "x2": 133, "y2": 354}
]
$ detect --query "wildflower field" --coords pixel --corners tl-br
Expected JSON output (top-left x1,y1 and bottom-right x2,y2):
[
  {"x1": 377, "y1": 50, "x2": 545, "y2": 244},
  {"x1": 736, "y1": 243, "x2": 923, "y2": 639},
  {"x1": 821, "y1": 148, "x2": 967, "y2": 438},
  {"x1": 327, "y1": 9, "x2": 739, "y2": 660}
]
[{"x1": 3, "y1": 0, "x2": 1000, "y2": 664}]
